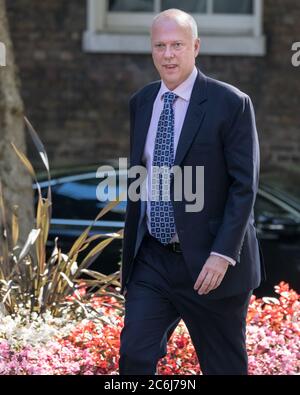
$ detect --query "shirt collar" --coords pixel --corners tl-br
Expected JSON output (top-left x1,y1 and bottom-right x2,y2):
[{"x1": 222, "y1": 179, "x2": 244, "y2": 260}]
[{"x1": 159, "y1": 66, "x2": 198, "y2": 102}]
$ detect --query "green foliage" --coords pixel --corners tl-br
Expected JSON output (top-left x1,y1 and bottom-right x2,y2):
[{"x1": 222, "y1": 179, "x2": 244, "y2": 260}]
[{"x1": 0, "y1": 117, "x2": 124, "y2": 318}]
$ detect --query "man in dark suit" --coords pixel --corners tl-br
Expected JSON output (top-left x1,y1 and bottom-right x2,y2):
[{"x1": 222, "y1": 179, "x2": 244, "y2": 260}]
[{"x1": 119, "y1": 8, "x2": 265, "y2": 375}]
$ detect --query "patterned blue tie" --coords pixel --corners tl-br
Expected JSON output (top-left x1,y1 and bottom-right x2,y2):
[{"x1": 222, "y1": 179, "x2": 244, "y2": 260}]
[{"x1": 150, "y1": 91, "x2": 178, "y2": 244}]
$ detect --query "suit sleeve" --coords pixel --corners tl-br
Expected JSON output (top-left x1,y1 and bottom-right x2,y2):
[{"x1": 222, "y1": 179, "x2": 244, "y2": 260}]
[{"x1": 211, "y1": 95, "x2": 260, "y2": 262}]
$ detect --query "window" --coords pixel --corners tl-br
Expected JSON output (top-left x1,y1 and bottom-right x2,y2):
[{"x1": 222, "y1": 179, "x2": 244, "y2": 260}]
[
  {"x1": 83, "y1": 0, "x2": 265, "y2": 56},
  {"x1": 108, "y1": 0, "x2": 253, "y2": 14}
]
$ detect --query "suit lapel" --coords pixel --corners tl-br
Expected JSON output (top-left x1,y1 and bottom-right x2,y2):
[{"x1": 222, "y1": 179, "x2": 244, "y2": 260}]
[
  {"x1": 131, "y1": 70, "x2": 208, "y2": 168},
  {"x1": 173, "y1": 70, "x2": 208, "y2": 167},
  {"x1": 131, "y1": 82, "x2": 160, "y2": 166}
]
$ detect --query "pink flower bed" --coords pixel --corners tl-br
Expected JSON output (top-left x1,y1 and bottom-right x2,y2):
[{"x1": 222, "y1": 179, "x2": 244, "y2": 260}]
[{"x1": 0, "y1": 282, "x2": 299, "y2": 375}]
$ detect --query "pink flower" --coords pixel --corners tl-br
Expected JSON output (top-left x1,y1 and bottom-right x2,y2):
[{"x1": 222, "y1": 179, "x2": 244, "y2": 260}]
[{"x1": 0, "y1": 283, "x2": 299, "y2": 375}]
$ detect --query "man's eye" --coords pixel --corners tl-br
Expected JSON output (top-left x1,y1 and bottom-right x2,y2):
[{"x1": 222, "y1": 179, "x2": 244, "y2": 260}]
[
  {"x1": 174, "y1": 43, "x2": 182, "y2": 48},
  {"x1": 156, "y1": 44, "x2": 165, "y2": 49}
]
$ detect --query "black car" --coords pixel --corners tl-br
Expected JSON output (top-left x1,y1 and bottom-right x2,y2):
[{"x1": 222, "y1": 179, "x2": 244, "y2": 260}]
[{"x1": 35, "y1": 164, "x2": 300, "y2": 297}]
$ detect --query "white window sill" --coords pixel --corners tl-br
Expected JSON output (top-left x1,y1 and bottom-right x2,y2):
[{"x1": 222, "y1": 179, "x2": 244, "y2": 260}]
[{"x1": 83, "y1": 31, "x2": 266, "y2": 56}]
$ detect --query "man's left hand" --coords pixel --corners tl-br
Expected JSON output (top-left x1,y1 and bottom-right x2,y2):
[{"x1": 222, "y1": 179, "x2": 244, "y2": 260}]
[{"x1": 193, "y1": 255, "x2": 229, "y2": 295}]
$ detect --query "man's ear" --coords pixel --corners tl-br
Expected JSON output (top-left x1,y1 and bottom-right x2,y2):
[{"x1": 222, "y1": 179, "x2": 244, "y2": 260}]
[{"x1": 195, "y1": 38, "x2": 201, "y2": 57}]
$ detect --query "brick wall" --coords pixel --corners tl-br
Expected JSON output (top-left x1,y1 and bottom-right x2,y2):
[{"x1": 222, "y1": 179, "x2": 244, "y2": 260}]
[{"x1": 6, "y1": 0, "x2": 300, "y2": 171}]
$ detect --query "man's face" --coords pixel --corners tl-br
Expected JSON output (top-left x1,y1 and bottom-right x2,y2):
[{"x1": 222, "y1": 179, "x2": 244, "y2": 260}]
[{"x1": 151, "y1": 18, "x2": 200, "y2": 90}]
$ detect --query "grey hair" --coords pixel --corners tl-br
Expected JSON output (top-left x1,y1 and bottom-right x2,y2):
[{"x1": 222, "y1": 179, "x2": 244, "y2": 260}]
[{"x1": 151, "y1": 8, "x2": 199, "y2": 40}]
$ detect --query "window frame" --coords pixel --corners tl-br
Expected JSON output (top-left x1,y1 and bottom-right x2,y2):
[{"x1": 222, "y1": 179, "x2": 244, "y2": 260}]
[{"x1": 83, "y1": 0, "x2": 266, "y2": 56}]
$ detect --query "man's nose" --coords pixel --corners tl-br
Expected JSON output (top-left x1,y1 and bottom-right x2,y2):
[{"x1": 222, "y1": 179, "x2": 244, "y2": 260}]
[{"x1": 164, "y1": 45, "x2": 175, "y2": 59}]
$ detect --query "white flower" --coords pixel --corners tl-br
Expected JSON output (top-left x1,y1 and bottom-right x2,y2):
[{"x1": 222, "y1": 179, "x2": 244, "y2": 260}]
[{"x1": 0, "y1": 308, "x2": 79, "y2": 349}]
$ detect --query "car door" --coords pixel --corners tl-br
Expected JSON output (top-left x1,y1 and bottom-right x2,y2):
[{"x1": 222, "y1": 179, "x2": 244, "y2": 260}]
[{"x1": 254, "y1": 189, "x2": 300, "y2": 297}]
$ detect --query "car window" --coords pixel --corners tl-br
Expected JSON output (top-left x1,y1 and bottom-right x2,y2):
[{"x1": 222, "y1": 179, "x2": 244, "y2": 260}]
[
  {"x1": 255, "y1": 194, "x2": 298, "y2": 223},
  {"x1": 44, "y1": 176, "x2": 127, "y2": 221},
  {"x1": 260, "y1": 172, "x2": 300, "y2": 209}
]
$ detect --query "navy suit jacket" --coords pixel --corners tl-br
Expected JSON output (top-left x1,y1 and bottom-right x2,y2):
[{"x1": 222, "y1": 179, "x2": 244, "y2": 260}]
[{"x1": 120, "y1": 69, "x2": 265, "y2": 299}]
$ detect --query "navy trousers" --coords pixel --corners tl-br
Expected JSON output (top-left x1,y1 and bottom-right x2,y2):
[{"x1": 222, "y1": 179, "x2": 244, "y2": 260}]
[{"x1": 119, "y1": 232, "x2": 252, "y2": 375}]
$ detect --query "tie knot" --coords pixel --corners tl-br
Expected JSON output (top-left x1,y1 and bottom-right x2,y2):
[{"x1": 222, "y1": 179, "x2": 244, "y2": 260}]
[{"x1": 163, "y1": 91, "x2": 178, "y2": 105}]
